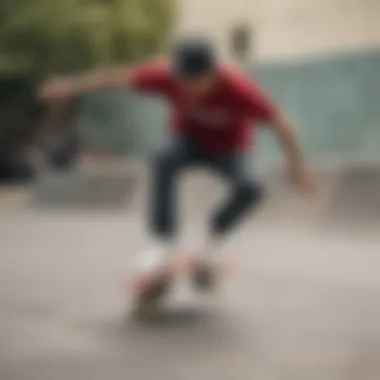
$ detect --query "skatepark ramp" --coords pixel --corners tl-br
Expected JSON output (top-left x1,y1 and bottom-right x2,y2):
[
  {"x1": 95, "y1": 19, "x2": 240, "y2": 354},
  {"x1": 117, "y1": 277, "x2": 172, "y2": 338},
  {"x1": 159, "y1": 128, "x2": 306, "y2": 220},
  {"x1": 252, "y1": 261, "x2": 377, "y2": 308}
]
[
  {"x1": 30, "y1": 160, "x2": 137, "y2": 211},
  {"x1": 323, "y1": 163, "x2": 380, "y2": 230},
  {"x1": 257, "y1": 162, "x2": 380, "y2": 232},
  {"x1": 29, "y1": 159, "x2": 380, "y2": 233}
]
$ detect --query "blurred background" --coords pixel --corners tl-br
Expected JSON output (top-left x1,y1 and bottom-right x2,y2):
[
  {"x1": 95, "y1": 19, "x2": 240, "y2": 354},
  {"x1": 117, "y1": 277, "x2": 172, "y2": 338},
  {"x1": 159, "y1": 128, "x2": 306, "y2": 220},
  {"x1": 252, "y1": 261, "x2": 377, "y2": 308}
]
[{"x1": 0, "y1": 0, "x2": 379, "y2": 379}]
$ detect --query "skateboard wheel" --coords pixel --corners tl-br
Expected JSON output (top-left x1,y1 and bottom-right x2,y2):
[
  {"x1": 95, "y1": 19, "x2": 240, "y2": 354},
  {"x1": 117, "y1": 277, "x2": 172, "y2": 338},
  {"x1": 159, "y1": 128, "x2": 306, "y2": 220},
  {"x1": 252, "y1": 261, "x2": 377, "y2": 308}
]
[{"x1": 191, "y1": 263, "x2": 216, "y2": 291}]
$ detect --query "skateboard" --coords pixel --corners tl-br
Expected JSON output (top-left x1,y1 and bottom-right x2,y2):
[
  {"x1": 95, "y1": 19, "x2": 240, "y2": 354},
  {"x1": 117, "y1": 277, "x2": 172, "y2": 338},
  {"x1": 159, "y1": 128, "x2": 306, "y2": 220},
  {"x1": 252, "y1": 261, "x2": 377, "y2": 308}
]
[{"x1": 126, "y1": 253, "x2": 236, "y2": 317}]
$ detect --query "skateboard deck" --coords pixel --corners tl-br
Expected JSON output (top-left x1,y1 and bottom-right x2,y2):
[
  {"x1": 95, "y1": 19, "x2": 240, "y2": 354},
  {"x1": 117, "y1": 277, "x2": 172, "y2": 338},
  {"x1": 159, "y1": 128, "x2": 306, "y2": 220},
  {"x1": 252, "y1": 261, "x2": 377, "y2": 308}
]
[
  {"x1": 126, "y1": 253, "x2": 236, "y2": 296},
  {"x1": 124, "y1": 254, "x2": 237, "y2": 318}
]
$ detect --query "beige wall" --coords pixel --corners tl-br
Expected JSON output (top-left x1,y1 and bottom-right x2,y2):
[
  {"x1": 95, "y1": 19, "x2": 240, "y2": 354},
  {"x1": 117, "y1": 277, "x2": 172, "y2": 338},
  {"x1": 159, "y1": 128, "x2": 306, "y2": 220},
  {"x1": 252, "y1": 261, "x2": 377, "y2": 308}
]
[{"x1": 176, "y1": 0, "x2": 380, "y2": 61}]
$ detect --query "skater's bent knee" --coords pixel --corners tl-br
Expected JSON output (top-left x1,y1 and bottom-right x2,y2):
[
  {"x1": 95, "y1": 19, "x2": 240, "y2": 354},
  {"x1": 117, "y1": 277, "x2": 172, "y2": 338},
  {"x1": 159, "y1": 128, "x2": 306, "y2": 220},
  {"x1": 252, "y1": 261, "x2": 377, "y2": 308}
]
[
  {"x1": 152, "y1": 149, "x2": 177, "y2": 173},
  {"x1": 153, "y1": 149, "x2": 172, "y2": 166},
  {"x1": 236, "y1": 180, "x2": 265, "y2": 204}
]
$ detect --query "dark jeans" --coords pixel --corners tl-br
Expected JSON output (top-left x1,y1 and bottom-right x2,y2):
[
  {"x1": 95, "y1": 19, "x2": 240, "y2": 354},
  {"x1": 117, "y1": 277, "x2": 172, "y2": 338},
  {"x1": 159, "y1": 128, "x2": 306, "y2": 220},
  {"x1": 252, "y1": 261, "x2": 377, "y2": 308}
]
[{"x1": 149, "y1": 137, "x2": 264, "y2": 240}]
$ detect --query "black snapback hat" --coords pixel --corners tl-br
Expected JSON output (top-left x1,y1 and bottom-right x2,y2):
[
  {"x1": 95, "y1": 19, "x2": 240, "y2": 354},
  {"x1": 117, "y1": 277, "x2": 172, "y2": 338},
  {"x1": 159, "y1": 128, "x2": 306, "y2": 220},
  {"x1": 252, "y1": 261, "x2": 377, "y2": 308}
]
[{"x1": 171, "y1": 36, "x2": 216, "y2": 78}]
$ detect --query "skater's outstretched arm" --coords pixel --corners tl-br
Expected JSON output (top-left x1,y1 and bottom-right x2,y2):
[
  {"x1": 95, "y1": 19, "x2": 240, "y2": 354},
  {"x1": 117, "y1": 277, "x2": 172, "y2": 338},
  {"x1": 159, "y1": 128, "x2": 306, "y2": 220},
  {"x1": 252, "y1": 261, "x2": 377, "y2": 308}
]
[
  {"x1": 270, "y1": 111, "x2": 316, "y2": 195},
  {"x1": 38, "y1": 59, "x2": 169, "y2": 102},
  {"x1": 238, "y1": 78, "x2": 315, "y2": 195}
]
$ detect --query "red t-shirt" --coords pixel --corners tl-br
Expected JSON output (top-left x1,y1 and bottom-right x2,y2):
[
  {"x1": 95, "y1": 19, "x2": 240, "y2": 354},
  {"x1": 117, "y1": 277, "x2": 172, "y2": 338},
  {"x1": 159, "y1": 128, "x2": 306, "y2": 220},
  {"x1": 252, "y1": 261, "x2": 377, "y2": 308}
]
[{"x1": 130, "y1": 62, "x2": 278, "y2": 154}]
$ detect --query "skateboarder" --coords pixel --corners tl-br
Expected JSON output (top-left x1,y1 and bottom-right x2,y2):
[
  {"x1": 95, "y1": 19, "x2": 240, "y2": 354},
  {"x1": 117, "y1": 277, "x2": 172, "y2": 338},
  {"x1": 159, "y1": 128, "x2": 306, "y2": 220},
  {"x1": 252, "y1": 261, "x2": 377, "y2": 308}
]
[{"x1": 39, "y1": 36, "x2": 315, "y2": 292}]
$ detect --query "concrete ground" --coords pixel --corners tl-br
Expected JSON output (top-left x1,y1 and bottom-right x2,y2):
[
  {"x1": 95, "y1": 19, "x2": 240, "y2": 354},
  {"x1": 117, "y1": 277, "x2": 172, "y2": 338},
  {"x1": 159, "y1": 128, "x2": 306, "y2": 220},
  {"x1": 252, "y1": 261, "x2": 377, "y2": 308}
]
[
  {"x1": 1, "y1": 161, "x2": 380, "y2": 379},
  {"x1": 0, "y1": 206, "x2": 379, "y2": 380}
]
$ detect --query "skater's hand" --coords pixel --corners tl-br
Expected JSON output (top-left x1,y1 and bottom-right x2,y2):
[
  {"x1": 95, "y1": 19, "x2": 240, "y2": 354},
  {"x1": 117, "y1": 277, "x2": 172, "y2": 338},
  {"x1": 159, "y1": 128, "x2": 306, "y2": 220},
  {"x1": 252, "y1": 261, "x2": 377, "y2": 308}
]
[
  {"x1": 287, "y1": 164, "x2": 316, "y2": 196},
  {"x1": 38, "y1": 79, "x2": 75, "y2": 102}
]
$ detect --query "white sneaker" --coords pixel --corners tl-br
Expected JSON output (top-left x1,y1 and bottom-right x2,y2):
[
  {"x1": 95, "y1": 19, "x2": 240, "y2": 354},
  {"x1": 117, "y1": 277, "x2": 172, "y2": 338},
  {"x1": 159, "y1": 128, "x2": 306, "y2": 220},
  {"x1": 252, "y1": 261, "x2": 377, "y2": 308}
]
[
  {"x1": 131, "y1": 247, "x2": 174, "y2": 314},
  {"x1": 133, "y1": 247, "x2": 171, "y2": 278}
]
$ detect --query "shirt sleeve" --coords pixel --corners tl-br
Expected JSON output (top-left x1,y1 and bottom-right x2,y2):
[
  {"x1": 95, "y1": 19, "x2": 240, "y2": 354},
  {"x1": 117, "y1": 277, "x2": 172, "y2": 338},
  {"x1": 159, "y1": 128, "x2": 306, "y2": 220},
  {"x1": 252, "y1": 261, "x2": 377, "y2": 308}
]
[
  {"x1": 130, "y1": 63, "x2": 170, "y2": 95},
  {"x1": 237, "y1": 79, "x2": 278, "y2": 123}
]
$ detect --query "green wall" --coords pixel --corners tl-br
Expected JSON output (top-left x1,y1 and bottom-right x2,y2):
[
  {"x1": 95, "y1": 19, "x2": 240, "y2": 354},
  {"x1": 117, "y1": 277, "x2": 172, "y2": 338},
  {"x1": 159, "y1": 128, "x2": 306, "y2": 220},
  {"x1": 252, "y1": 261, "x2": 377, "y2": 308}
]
[
  {"x1": 255, "y1": 49, "x2": 380, "y2": 163},
  {"x1": 78, "y1": 49, "x2": 380, "y2": 163}
]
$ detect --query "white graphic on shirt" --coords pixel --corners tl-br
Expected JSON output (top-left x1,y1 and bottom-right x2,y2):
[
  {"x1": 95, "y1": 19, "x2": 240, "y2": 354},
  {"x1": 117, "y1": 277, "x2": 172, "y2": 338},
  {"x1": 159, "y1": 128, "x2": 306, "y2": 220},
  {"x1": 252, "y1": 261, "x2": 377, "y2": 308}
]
[{"x1": 185, "y1": 108, "x2": 232, "y2": 128}]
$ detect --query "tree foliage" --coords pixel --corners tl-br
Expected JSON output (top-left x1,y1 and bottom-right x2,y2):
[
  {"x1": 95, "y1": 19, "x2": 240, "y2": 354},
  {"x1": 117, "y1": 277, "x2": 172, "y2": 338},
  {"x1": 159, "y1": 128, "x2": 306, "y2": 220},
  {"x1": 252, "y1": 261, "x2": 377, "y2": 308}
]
[{"x1": 0, "y1": 0, "x2": 174, "y2": 79}]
